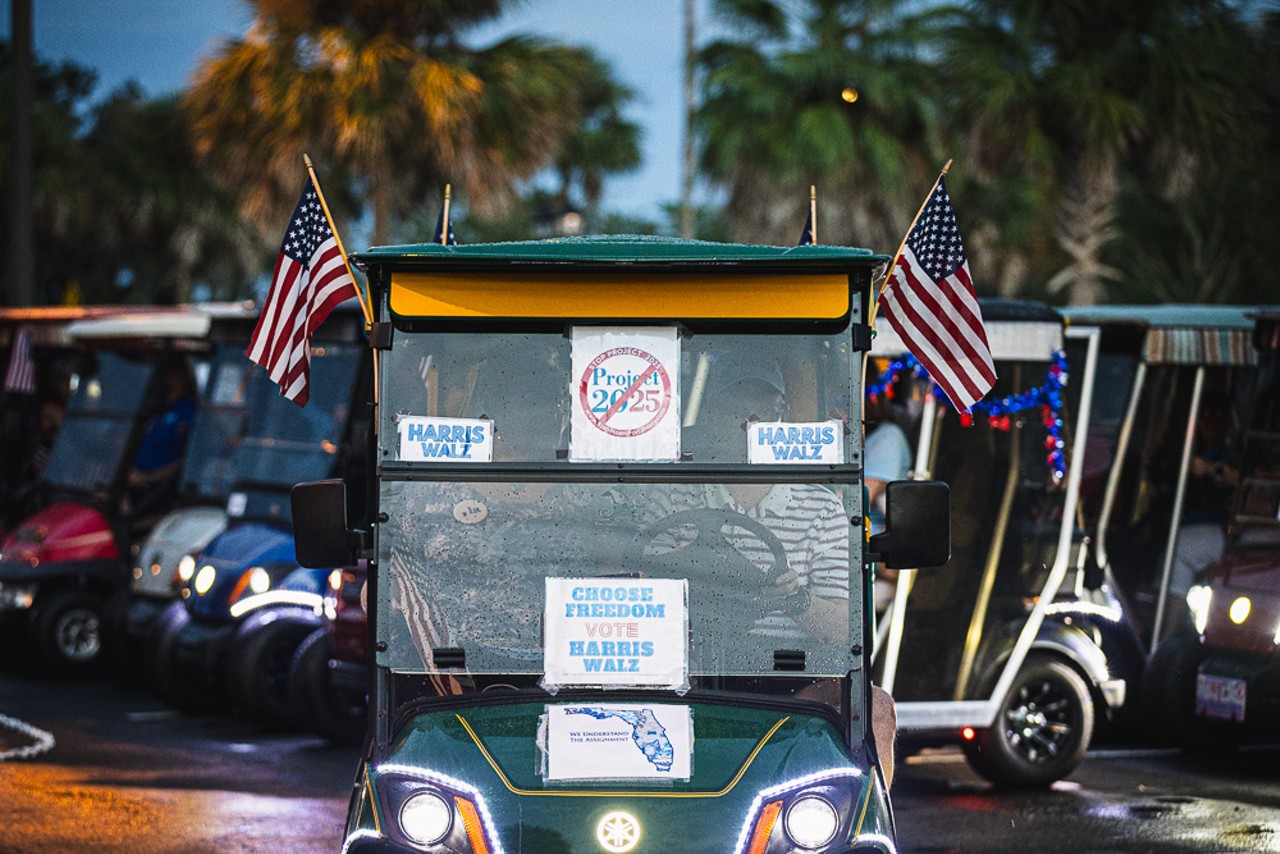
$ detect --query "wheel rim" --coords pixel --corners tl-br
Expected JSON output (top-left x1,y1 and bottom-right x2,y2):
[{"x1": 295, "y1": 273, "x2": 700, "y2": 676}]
[
  {"x1": 1001, "y1": 676, "x2": 1077, "y2": 764},
  {"x1": 54, "y1": 607, "x2": 102, "y2": 662}
]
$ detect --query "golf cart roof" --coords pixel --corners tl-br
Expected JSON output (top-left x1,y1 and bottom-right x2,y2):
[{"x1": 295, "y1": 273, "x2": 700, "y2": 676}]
[
  {"x1": 1062, "y1": 304, "x2": 1273, "y2": 366},
  {"x1": 64, "y1": 303, "x2": 258, "y2": 341},
  {"x1": 356, "y1": 233, "x2": 889, "y2": 268},
  {"x1": 366, "y1": 235, "x2": 891, "y2": 323},
  {"x1": 871, "y1": 298, "x2": 1064, "y2": 362},
  {"x1": 1061, "y1": 304, "x2": 1263, "y2": 330}
]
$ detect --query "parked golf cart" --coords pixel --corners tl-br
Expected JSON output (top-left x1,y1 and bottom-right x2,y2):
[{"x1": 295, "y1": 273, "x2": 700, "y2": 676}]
[
  {"x1": 0, "y1": 308, "x2": 214, "y2": 674},
  {"x1": 1062, "y1": 305, "x2": 1275, "y2": 744},
  {"x1": 1138, "y1": 310, "x2": 1280, "y2": 747},
  {"x1": 150, "y1": 324, "x2": 368, "y2": 725},
  {"x1": 0, "y1": 306, "x2": 140, "y2": 531},
  {"x1": 871, "y1": 300, "x2": 1133, "y2": 787},
  {"x1": 102, "y1": 305, "x2": 262, "y2": 677}
]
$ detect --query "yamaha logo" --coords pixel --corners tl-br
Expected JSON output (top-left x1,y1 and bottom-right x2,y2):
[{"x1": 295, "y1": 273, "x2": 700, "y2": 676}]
[{"x1": 595, "y1": 810, "x2": 641, "y2": 852}]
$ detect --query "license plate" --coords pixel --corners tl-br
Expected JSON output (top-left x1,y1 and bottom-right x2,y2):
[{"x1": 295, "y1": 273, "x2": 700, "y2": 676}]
[{"x1": 1195, "y1": 672, "x2": 1246, "y2": 723}]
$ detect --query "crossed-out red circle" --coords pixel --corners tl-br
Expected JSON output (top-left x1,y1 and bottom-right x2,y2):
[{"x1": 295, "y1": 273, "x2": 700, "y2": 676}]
[{"x1": 578, "y1": 347, "x2": 672, "y2": 438}]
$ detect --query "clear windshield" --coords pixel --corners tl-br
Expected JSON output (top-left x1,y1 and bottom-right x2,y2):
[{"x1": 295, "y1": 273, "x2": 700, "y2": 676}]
[
  {"x1": 1098, "y1": 363, "x2": 1253, "y2": 631},
  {"x1": 379, "y1": 480, "x2": 855, "y2": 677},
  {"x1": 178, "y1": 349, "x2": 257, "y2": 500},
  {"x1": 887, "y1": 356, "x2": 1078, "y2": 703},
  {"x1": 43, "y1": 352, "x2": 154, "y2": 492},
  {"x1": 223, "y1": 345, "x2": 360, "y2": 489},
  {"x1": 380, "y1": 330, "x2": 857, "y2": 465},
  {"x1": 377, "y1": 327, "x2": 861, "y2": 680}
]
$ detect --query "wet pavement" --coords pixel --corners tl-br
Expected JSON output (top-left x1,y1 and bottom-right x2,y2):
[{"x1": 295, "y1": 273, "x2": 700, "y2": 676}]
[
  {"x1": 2, "y1": 668, "x2": 1278, "y2": 852},
  {"x1": 0, "y1": 670, "x2": 355, "y2": 853},
  {"x1": 895, "y1": 742, "x2": 1280, "y2": 852}
]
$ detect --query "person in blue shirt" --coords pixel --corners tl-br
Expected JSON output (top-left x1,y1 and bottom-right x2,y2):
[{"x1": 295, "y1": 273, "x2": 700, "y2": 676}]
[
  {"x1": 125, "y1": 361, "x2": 197, "y2": 518},
  {"x1": 864, "y1": 367, "x2": 914, "y2": 616}
]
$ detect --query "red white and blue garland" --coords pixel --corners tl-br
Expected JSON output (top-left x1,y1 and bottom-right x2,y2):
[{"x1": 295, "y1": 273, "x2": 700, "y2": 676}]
[{"x1": 867, "y1": 350, "x2": 1069, "y2": 481}]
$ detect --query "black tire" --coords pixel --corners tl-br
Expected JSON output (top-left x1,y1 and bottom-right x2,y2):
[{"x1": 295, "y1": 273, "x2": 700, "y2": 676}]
[
  {"x1": 32, "y1": 590, "x2": 105, "y2": 676},
  {"x1": 149, "y1": 600, "x2": 228, "y2": 714},
  {"x1": 101, "y1": 588, "x2": 142, "y2": 684},
  {"x1": 287, "y1": 627, "x2": 366, "y2": 745},
  {"x1": 963, "y1": 655, "x2": 1094, "y2": 787},
  {"x1": 1142, "y1": 629, "x2": 1204, "y2": 747},
  {"x1": 1142, "y1": 630, "x2": 1242, "y2": 754},
  {"x1": 227, "y1": 610, "x2": 321, "y2": 730}
]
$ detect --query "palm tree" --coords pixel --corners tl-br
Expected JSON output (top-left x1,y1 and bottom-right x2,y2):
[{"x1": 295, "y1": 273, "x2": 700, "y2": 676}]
[
  {"x1": 183, "y1": 0, "x2": 599, "y2": 246},
  {"x1": 940, "y1": 0, "x2": 1255, "y2": 305},
  {"x1": 696, "y1": 0, "x2": 945, "y2": 250}
]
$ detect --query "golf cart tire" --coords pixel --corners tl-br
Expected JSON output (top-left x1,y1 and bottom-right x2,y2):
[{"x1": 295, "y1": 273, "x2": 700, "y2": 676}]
[
  {"x1": 287, "y1": 626, "x2": 366, "y2": 745},
  {"x1": 32, "y1": 590, "x2": 105, "y2": 676},
  {"x1": 1142, "y1": 630, "x2": 1241, "y2": 753},
  {"x1": 149, "y1": 601, "x2": 229, "y2": 715},
  {"x1": 228, "y1": 609, "x2": 322, "y2": 730},
  {"x1": 963, "y1": 655, "x2": 1094, "y2": 787},
  {"x1": 101, "y1": 588, "x2": 142, "y2": 684}
]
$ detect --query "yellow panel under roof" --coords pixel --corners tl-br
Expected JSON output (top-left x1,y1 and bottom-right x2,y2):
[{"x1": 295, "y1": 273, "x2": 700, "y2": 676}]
[{"x1": 389, "y1": 271, "x2": 851, "y2": 320}]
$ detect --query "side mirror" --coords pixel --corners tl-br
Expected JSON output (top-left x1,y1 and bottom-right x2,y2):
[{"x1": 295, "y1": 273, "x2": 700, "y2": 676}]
[
  {"x1": 868, "y1": 480, "x2": 950, "y2": 569},
  {"x1": 291, "y1": 479, "x2": 356, "y2": 569}
]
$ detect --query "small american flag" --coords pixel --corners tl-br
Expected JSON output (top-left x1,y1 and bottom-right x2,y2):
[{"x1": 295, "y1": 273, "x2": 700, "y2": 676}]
[
  {"x1": 879, "y1": 177, "x2": 995, "y2": 411},
  {"x1": 247, "y1": 175, "x2": 357, "y2": 406},
  {"x1": 4, "y1": 327, "x2": 37, "y2": 395}
]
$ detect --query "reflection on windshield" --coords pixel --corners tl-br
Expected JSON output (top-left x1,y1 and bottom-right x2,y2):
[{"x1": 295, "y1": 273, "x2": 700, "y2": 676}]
[
  {"x1": 179, "y1": 352, "x2": 257, "y2": 499},
  {"x1": 382, "y1": 331, "x2": 856, "y2": 465},
  {"x1": 44, "y1": 353, "x2": 155, "y2": 491},
  {"x1": 225, "y1": 346, "x2": 359, "y2": 489},
  {"x1": 379, "y1": 480, "x2": 853, "y2": 678}
]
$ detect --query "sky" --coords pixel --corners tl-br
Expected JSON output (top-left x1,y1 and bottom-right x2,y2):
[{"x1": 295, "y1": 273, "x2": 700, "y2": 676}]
[{"x1": 6, "y1": 0, "x2": 715, "y2": 224}]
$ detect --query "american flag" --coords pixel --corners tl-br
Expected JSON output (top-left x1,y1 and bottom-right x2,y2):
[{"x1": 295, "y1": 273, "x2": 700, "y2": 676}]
[
  {"x1": 879, "y1": 177, "x2": 995, "y2": 411},
  {"x1": 4, "y1": 327, "x2": 37, "y2": 395},
  {"x1": 247, "y1": 176, "x2": 357, "y2": 406}
]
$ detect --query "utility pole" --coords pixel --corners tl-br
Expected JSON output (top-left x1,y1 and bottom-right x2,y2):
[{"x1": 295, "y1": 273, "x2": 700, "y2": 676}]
[
  {"x1": 678, "y1": 0, "x2": 695, "y2": 239},
  {"x1": 8, "y1": 0, "x2": 36, "y2": 305}
]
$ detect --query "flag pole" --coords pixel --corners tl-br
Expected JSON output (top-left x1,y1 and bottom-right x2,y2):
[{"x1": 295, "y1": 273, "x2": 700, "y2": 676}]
[
  {"x1": 809, "y1": 185, "x2": 817, "y2": 245},
  {"x1": 303, "y1": 154, "x2": 373, "y2": 328},
  {"x1": 440, "y1": 184, "x2": 452, "y2": 246},
  {"x1": 867, "y1": 159, "x2": 952, "y2": 331},
  {"x1": 861, "y1": 159, "x2": 952, "y2": 447}
]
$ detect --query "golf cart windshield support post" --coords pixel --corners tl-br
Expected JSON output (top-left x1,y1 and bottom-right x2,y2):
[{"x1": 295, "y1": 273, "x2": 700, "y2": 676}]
[
  {"x1": 1093, "y1": 361, "x2": 1147, "y2": 575},
  {"x1": 1151, "y1": 365, "x2": 1205, "y2": 652}
]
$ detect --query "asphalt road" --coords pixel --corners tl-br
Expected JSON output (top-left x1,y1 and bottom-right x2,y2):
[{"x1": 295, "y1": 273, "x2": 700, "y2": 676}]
[
  {"x1": 2, "y1": 669, "x2": 1278, "y2": 853},
  {"x1": 895, "y1": 743, "x2": 1280, "y2": 852}
]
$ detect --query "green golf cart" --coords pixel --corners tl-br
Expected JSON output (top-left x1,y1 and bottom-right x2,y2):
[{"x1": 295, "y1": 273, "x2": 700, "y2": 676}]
[{"x1": 293, "y1": 235, "x2": 949, "y2": 854}]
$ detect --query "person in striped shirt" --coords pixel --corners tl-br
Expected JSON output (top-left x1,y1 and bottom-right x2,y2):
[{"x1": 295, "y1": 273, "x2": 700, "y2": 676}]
[{"x1": 649, "y1": 353, "x2": 850, "y2": 645}]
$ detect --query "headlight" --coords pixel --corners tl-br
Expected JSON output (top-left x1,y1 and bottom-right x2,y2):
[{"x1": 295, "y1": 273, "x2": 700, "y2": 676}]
[
  {"x1": 193, "y1": 565, "x2": 217, "y2": 596},
  {"x1": 247, "y1": 567, "x2": 271, "y2": 595},
  {"x1": 785, "y1": 795, "x2": 839, "y2": 849},
  {"x1": 398, "y1": 790, "x2": 453, "y2": 846},
  {"x1": 1186, "y1": 585, "x2": 1212, "y2": 635},
  {"x1": 736, "y1": 769, "x2": 859, "y2": 854},
  {"x1": 0, "y1": 581, "x2": 36, "y2": 612},
  {"x1": 1229, "y1": 596, "x2": 1251, "y2": 625},
  {"x1": 176, "y1": 554, "x2": 197, "y2": 583},
  {"x1": 378, "y1": 765, "x2": 501, "y2": 854}
]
